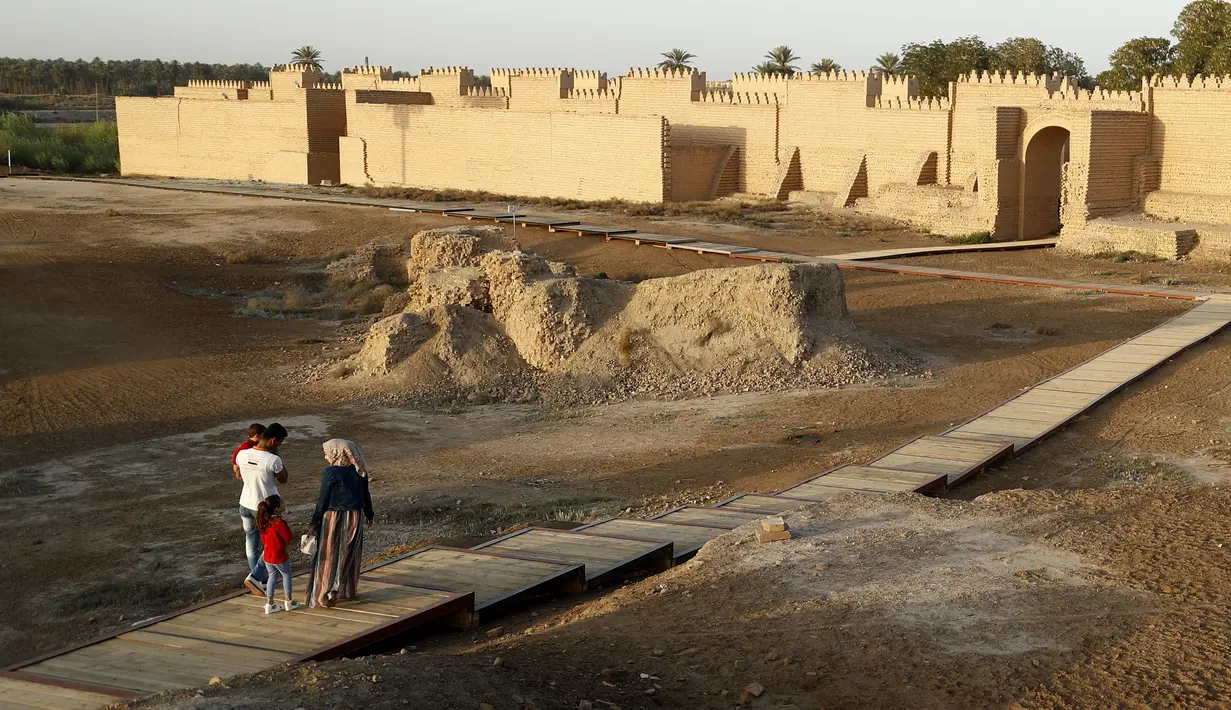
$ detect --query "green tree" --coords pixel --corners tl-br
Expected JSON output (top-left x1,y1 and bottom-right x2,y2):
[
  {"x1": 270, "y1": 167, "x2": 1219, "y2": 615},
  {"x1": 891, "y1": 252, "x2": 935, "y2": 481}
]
[
  {"x1": 752, "y1": 61, "x2": 779, "y2": 75},
  {"x1": 291, "y1": 46, "x2": 323, "y2": 71},
  {"x1": 873, "y1": 52, "x2": 901, "y2": 75},
  {"x1": 900, "y1": 37, "x2": 993, "y2": 96},
  {"x1": 1098, "y1": 37, "x2": 1177, "y2": 90},
  {"x1": 764, "y1": 46, "x2": 800, "y2": 75},
  {"x1": 810, "y1": 58, "x2": 842, "y2": 74},
  {"x1": 1172, "y1": 0, "x2": 1231, "y2": 75},
  {"x1": 659, "y1": 48, "x2": 697, "y2": 71},
  {"x1": 991, "y1": 37, "x2": 1050, "y2": 74}
]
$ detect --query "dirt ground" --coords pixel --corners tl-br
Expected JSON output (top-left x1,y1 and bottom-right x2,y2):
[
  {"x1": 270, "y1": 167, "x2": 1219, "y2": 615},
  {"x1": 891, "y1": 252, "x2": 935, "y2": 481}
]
[{"x1": 3, "y1": 178, "x2": 1230, "y2": 708}]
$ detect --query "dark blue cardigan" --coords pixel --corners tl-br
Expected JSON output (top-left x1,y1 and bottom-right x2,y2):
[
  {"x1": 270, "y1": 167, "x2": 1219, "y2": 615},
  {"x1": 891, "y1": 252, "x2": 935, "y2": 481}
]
[{"x1": 311, "y1": 465, "x2": 374, "y2": 528}]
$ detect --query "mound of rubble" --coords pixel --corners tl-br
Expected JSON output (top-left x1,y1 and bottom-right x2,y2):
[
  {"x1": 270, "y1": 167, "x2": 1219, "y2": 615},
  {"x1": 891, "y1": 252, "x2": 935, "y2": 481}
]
[{"x1": 333, "y1": 226, "x2": 918, "y2": 404}]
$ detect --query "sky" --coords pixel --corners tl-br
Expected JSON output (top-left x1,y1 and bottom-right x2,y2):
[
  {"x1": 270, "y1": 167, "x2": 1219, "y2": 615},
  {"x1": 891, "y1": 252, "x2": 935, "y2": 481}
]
[{"x1": 6, "y1": 0, "x2": 1189, "y2": 77}]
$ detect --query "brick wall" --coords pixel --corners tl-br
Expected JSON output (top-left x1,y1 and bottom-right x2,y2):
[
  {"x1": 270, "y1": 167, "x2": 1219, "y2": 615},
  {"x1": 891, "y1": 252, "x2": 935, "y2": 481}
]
[
  {"x1": 670, "y1": 145, "x2": 731, "y2": 201},
  {"x1": 117, "y1": 96, "x2": 317, "y2": 183},
  {"x1": 1147, "y1": 78, "x2": 1231, "y2": 223},
  {"x1": 341, "y1": 95, "x2": 667, "y2": 202}
]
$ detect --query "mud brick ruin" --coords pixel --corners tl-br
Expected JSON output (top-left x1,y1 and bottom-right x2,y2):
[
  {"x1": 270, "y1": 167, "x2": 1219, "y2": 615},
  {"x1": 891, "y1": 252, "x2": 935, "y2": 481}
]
[{"x1": 116, "y1": 63, "x2": 1231, "y2": 259}]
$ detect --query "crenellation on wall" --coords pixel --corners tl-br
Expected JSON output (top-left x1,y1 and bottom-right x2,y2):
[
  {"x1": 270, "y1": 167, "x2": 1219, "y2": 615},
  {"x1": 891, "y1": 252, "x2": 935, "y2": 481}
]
[{"x1": 697, "y1": 91, "x2": 777, "y2": 105}]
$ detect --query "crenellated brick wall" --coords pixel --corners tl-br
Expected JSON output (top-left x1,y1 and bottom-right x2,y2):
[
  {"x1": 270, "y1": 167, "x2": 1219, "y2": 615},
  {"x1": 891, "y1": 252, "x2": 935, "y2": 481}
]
[{"x1": 113, "y1": 57, "x2": 1231, "y2": 257}]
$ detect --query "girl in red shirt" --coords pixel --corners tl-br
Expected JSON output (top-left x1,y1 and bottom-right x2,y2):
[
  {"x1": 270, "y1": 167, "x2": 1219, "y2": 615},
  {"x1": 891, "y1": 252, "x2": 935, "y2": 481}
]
[{"x1": 256, "y1": 495, "x2": 299, "y2": 614}]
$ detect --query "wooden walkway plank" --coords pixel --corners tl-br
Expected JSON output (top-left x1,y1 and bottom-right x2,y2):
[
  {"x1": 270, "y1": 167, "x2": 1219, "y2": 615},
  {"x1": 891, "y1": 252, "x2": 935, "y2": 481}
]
[
  {"x1": 712, "y1": 493, "x2": 814, "y2": 513},
  {"x1": 1034, "y1": 378, "x2": 1121, "y2": 395},
  {"x1": 649, "y1": 507, "x2": 776, "y2": 529},
  {"x1": 574, "y1": 519, "x2": 728, "y2": 562},
  {"x1": 361, "y1": 547, "x2": 584, "y2": 617},
  {"x1": 818, "y1": 465, "x2": 948, "y2": 493},
  {"x1": 776, "y1": 479, "x2": 889, "y2": 500},
  {"x1": 547, "y1": 224, "x2": 637, "y2": 236},
  {"x1": 471, "y1": 528, "x2": 672, "y2": 587},
  {"x1": 0, "y1": 675, "x2": 124, "y2": 710}
]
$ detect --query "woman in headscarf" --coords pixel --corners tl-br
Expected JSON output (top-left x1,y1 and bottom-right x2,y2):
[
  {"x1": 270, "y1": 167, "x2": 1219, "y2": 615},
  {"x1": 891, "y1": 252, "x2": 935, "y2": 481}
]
[{"x1": 306, "y1": 439, "x2": 374, "y2": 608}]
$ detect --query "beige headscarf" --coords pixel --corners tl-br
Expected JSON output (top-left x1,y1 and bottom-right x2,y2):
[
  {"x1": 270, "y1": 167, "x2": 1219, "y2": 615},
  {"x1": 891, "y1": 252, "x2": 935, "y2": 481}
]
[{"x1": 323, "y1": 439, "x2": 369, "y2": 478}]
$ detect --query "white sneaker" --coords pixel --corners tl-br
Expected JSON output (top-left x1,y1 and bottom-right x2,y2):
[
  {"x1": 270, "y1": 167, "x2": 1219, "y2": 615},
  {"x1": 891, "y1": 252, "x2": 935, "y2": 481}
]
[
  {"x1": 264, "y1": 602, "x2": 280, "y2": 615},
  {"x1": 244, "y1": 575, "x2": 266, "y2": 597},
  {"x1": 283, "y1": 600, "x2": 300, "y2": 612}
]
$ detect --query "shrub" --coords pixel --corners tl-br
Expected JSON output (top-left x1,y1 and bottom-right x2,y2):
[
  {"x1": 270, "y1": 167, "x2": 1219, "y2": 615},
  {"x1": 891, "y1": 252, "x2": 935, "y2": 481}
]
[
  {"x1": 948, "y1": 231, "x2": 995, "y2": 244},
  {"x1": 0, "y1": 114, "x2": 119, "y2": 174}
]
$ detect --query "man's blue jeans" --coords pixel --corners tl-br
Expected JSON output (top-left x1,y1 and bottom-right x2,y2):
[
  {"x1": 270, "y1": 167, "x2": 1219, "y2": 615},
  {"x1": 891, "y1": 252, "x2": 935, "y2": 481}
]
[{"x1": 239, "y1": 506, "x2": 268, "y2": 583}]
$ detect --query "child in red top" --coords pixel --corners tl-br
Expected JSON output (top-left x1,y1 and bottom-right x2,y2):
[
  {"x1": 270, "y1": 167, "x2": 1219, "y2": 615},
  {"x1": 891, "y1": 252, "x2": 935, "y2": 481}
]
[{"x1": 256, "y1": 494, "x2": 299, "y2": 614}]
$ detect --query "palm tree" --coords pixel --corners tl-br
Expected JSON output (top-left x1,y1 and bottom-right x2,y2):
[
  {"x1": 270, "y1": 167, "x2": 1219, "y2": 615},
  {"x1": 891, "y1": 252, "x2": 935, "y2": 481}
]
[
  {"x1": 291, "y1": 46, "x2": 323, "y2": 71},
  {"x1": 873, "y1": 52, "x2": 901, "y2": 76},
  {"x1": 764, "y1": 45, "x2": 800, "y2": 75},
  {"x1": 659, "y1": 48, "x2": 696, "y2": 71},
  {"x1": 811, "y1": 58, "x2": 842, "y2": 75},
  {"x1": 752, "y1": 61, "x2": 779, "y2": 75}
]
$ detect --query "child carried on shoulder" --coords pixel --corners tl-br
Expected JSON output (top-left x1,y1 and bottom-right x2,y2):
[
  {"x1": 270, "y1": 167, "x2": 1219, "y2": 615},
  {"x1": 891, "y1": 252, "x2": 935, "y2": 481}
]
[{"x1": 256, "y1": 494, "x2": 299, "y2": 615}]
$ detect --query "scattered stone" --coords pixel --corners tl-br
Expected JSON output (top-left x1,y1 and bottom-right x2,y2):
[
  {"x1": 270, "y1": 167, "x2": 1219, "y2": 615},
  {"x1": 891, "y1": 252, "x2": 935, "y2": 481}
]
[
  {"x1": 493, "y1": 657, "x2": 504, "y2": 668},
  {"x1": 600, "y1": 668, "x2": 629, "y2": 680},
  {"x1": 486, "y1": 626, "x2": 505, "y2": 639},
  {"x1": 478, "y1": 704, "x2": 496, "y2": 710},
  {"x1": 208, "y1": 676, "x2": 222, "y2": 686},
  {"x1": 741, "y1": 682, "x2": 765, "y2": 705},
  {"x1": 578, "y1": 701, "x2": 593, "y2": 710}
]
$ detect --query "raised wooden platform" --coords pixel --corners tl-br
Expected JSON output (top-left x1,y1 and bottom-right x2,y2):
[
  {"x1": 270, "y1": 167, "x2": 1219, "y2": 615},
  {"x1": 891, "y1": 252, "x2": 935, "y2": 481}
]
[
  {"x1": 660, "y1": 241, "x2": 759, "y2": 255},
  {"x1": 650, "y1": 506, "x2": 776, "y2": 528},
  {"x1": 3, "y1": 575, "x2": 473, "y2": 705},
  {"x1": 495, "y1": 215, "x2": 580, "y2": 227},
  {"x1": 459, "y1": 209, "x2": 525, "y2": 221},
  {"x1": 942, "y1": 299, "x2": 1231, "y2": 452},
  {"x1": 607, "y1": 232, "x2": 698, "y2": 246},
  {"x1": 361, "y1": 546, "x2": 584, "y2": 619},
  {"x1": 0, "y1": 675, "x2": 127, "y2": 709},
  {"x1": 574, "y1": 519, "x2": 729, "y2": 562},
  {"x1": 866, "y1": 435, "x2": 1013, "y2": 487},
  {"x1": 821, "y1": 238, "x2": 1057, "y2": 261},
  {"x1": 547, "y1": 223, "x2": 637, "y2": 236},
  {"x1": 834, "y1": 260, "x2": 1207, "y2": 301},
  {"x1": 713, "y1": 493, "x2": 815, "y2": 513},
  {"x1": 471, "y1": 528, "x2": 672, "y2": 587}
]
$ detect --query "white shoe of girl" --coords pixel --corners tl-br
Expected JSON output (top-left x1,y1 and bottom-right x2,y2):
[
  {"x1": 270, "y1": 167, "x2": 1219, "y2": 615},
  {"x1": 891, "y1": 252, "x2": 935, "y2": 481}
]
[
  {"x1": 283, "y1": 600, "x2": 300, "y2": 612},
  {"x1": 264, "y1": 603, "x2": 280, "y2": 615}
]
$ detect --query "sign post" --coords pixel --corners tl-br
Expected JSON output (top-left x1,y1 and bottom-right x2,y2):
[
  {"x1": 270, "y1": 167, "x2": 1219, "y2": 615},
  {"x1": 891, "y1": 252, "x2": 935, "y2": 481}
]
[{"x1": 508, "y1": 204, "x2": 518, "y2": 242}]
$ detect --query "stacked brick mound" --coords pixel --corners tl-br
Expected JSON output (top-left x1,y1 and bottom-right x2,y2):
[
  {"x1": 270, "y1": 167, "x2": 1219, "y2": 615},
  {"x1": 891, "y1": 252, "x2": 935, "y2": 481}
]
[{"x1": 342, "y1": 226, "x2": 917, "y2": 404}]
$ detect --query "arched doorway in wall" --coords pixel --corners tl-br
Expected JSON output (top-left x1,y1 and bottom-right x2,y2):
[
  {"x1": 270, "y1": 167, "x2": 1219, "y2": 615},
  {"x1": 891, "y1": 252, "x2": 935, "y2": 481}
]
[{"x1": 1021, "y1": 125, "x2": 1071, "y2": 238}]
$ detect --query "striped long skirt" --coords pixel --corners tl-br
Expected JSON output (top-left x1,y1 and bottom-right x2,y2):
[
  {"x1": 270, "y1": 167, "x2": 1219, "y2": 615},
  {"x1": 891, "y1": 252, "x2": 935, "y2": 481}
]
[{"x1": 306, "y1": 509, "x2": 364, "y2": 608}]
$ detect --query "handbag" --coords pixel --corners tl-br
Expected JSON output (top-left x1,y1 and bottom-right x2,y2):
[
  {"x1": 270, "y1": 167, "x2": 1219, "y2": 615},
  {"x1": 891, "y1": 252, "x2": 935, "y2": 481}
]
[{"x1": 300, "y1": 534, "x2": 318, "y2": 556}]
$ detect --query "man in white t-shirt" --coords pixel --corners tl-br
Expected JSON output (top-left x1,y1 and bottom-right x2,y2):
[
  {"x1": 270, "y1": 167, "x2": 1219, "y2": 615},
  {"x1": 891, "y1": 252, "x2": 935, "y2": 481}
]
[{"x1": 235, "y1": 422, "x2": 289, "y2": 595}]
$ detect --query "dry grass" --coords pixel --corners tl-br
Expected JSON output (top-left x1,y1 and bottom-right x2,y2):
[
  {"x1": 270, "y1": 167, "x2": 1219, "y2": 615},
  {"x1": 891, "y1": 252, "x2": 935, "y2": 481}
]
[
  {"x1": 948, "y1": 231, "x2": 995, "y2": 245},
  {"x1": 224, "y1": 248, "x2": 266, "y2": 265},
  {"x1": 380, "y1": 497, "x2": 622, "y2": 539}
]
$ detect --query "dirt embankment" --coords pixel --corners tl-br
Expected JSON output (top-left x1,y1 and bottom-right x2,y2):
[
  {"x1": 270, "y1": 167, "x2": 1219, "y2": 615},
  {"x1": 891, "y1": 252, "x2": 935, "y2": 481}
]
[{"x1": 331, "y1": 227, "x2": 919, "y2": 405}]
